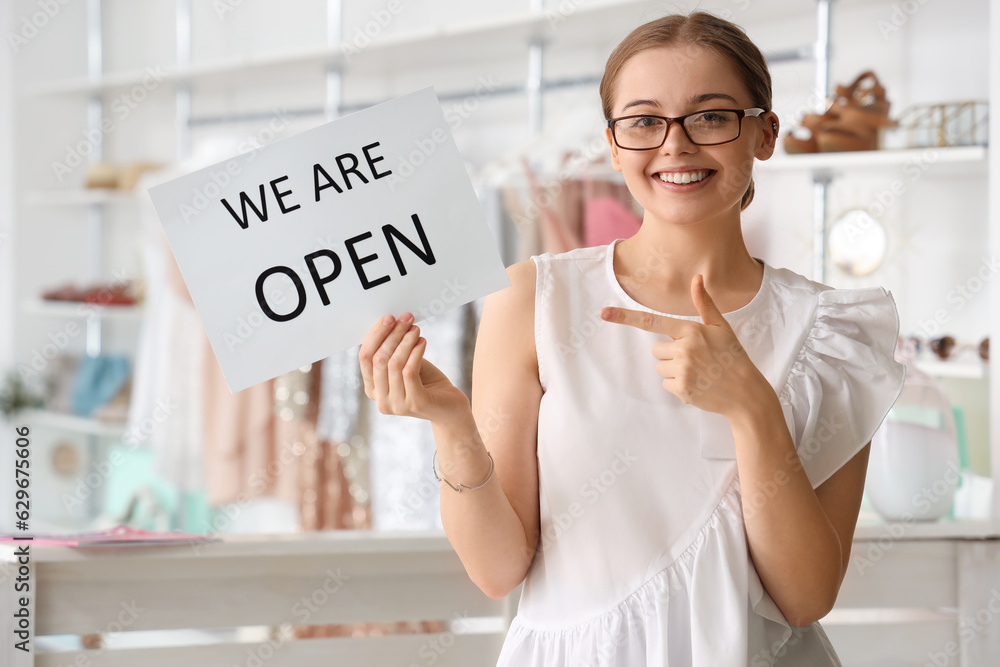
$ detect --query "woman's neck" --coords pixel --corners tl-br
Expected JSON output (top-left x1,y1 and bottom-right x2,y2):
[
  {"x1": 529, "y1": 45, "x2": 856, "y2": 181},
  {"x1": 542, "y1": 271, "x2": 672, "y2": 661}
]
[{"x1": 612, "y1": 211, "x2": 763, "y2": 316}]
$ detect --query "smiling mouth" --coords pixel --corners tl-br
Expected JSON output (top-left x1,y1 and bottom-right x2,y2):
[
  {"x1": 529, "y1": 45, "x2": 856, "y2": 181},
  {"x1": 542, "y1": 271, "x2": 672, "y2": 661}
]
[{"x1": 656, "y1": 170, "x2": 715, "y2": 184}]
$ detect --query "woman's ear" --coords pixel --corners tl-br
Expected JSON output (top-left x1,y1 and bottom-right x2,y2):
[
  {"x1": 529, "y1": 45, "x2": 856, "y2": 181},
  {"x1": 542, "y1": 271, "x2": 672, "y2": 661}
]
[
  {"x1": 755, "y1": 112, "x2": 779, "y2": 160},
  {"x1": 606, "y1": 126, "x2": 623, "y2": 172}
]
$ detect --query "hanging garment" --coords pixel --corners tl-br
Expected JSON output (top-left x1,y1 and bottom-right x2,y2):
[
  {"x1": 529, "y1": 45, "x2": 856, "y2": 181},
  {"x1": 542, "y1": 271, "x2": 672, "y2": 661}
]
[
  {"x1": 129, "y1": 165, "x2": 301, "y2": 512},
  {"x1": 495, "y1": 238, "x2": 906, "y2": 666},
  {"x1": 367, "y1": 302, "x2": 471, "y2": 531},
  {"x1": 125, "y1": 173, "x2": 205, "y2": 495},
  {"x1": 582, "y1": 195, "x2": 642, "y2": 248}
]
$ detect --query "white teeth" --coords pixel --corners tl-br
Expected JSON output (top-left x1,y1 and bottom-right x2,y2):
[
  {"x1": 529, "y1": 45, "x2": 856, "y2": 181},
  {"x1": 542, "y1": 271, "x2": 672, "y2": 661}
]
[{"x1": 658, "y1": 170, "x2": 710, "y2": 184}]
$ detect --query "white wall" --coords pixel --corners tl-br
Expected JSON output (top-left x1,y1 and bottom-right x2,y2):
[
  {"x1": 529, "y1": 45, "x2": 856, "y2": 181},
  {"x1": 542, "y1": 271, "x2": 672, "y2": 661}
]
[
  {"x1": 1, "y1": 0, "x2": 14, "y2": 373},
  {"x1": 0, "y1": 0, "x2": 15, "y2": 535}
]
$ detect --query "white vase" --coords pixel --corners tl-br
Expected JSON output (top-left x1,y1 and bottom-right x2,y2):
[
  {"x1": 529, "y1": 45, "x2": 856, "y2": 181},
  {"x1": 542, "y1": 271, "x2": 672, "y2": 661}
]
[{"x1": 865, "y1": 418, "x2": 959, "y2": 521}]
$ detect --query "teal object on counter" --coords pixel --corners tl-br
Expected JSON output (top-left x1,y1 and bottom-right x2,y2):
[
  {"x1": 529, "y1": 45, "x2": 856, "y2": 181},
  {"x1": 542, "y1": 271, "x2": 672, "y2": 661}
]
[
  {"x1": 887, "y1": 403, "x2": 944, "y2": 429},
  {"x1": 953, "y1": 406, "x2": 969, "y2": 474}
]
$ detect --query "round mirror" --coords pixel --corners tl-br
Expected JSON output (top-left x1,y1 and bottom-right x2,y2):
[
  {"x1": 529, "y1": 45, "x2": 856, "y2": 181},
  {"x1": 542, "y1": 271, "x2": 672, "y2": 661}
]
[{"x1": 828, "y1": 209, "x2": 888, "y2": 276}]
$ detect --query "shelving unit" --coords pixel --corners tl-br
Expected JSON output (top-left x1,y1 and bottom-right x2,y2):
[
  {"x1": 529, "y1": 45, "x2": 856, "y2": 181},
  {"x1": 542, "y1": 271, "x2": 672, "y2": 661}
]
[
  {"x1": 761, "y1": 144, "x2": 992, "y2": 385},
  {"x1": 21, "y1": 299, "x2": 142, "y2": 320},
  {"x1": 18, "y1": 408, "x2": 126, "y2": 438},
  {"x1": 23, "y1": 189, "x2": 140, "y2": 206},
  {"x1": 11, "y1": 0, "x2": 157, "y2": 527},
  {"x1": 914, "y1": 359, "x2": 988, "y2": 381},
  {"x1": 763, "y1": 144, "x2": 987, "y2": 176},
  {"x1": 19, "y1": 0, "x2": 821, "y2": 103}
]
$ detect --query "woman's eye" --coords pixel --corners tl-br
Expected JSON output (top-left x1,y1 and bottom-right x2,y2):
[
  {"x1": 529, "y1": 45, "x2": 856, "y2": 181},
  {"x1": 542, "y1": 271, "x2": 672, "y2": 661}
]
[
  {"x1": 630, "y1": 117, "x2": 660, "y2": 128},
  {"x1": 696, "y1": 112, "x2": 727, "y2": 123}
]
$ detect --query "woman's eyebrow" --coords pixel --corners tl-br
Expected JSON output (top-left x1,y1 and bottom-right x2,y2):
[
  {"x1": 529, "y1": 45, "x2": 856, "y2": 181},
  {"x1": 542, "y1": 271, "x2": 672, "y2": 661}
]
[
  {"x1": 688, "y1": 92, "x2": 739, "y2": 105},
  {"x1": 620, "y1": 98, "x2": 659, "y2": 112},
  {"x1": 619, "y1": 92, "x2": 740, "y2": 114}
]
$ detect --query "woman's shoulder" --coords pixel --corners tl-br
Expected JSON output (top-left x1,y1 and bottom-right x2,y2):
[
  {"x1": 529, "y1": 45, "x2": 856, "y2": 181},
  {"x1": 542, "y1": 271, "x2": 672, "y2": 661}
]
[
  {"x1": 529, "y1": 243, "x2": 609, "y2": 265},
  {"x1": 766, "y1": 262, "x2": 897, "y2": 313},
  {"x1": 490, "y1": 258, "x2": 536, "y2": 313},
  {"x1": 764, "y1": 262, "x2": 830, "y2": 303}
]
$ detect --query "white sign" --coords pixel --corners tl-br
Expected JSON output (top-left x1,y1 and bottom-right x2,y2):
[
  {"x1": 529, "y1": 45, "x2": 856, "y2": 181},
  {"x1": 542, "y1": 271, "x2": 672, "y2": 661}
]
[{"x1": 147, "y1": 87, "x2": 510, "y2": 393}]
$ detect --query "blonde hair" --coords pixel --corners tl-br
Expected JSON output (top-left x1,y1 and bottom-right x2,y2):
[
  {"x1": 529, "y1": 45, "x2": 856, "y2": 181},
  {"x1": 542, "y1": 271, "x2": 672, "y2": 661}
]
[{"x1": 600, "y1": 12, "x2": 772, "y2": 210}]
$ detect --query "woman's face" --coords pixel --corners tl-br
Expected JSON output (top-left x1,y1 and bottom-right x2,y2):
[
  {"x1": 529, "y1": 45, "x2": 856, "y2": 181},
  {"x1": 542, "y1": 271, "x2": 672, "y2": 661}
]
[{"x1": 605, "y1": 44, "x2": 777, "y2": 226}]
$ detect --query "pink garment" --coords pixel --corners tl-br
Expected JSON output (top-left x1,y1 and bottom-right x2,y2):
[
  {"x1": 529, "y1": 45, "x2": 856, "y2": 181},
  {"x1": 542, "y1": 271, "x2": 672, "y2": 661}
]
[{"x1": 583, "y1": 195, "x2": 643, "y2": 248}]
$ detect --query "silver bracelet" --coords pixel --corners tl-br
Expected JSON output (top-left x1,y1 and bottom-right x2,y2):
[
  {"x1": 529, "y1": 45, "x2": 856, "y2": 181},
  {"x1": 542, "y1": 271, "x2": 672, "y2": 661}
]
[{"x1": 432, "y1": 450, "x2": 494, "y2": 493}]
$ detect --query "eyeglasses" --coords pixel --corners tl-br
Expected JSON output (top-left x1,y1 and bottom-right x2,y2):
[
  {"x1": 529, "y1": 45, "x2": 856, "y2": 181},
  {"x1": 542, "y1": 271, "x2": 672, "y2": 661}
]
[
  {"x1": 905, "y1": 335, "x2": 989, "y2": 362},
  {"x1": 607, "y1": 108, "x2": 767, "y2": 150}
]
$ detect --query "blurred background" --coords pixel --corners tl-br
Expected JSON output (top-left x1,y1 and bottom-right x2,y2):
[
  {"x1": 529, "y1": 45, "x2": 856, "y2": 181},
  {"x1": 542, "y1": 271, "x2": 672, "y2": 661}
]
[{"x1": 0, "y1": 0, "x2": 994, "y2": 541}]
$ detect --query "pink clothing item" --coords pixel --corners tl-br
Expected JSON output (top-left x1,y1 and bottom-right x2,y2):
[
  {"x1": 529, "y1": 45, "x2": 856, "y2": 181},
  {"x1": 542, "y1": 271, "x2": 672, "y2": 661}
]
[{"x1": 583, "y1": 195, "x2": 642, "y2": 248}]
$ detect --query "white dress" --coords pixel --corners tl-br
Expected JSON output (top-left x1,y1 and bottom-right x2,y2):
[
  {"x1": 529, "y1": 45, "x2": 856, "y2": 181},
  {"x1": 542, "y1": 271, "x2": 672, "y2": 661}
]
[{"x1": 495, "y1": 238, "x2": 907, "y2": 666}]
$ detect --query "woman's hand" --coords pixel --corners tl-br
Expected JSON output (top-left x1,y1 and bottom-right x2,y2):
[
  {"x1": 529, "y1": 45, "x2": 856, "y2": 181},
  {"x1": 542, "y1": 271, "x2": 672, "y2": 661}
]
[
  {"x1": 599, "y1": 273, "x2": 768, "y2": 419},
  {"x1": 358, "y1": 312, "x2": 470, "y2": 424}
]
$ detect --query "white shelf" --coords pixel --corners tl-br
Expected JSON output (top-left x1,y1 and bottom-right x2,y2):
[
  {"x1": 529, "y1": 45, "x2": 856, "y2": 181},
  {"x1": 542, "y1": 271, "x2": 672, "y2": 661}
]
[
  {"x1": 17, "y1": 409, "x2": 127, "y2": 438},
  {"x1": 24, "y1": 189, "x2": 141, "y2": 206},
  {"x1": 22, "y1": 299, "x2": 143, "y2": 321},
  {"x1": 917, "y1": 359, "x2": 989, "y2": 379},
  {"x1": 914, "y1": 359, "x2": 988, "y2": 380},
  {"x1": 21, "y1": 0, "x2": 853, "y2": 98},
  {"x1": 763, "y1": 145, "x2": 987, "y2": 176},
  {"x1": 22, "y1": 1, "x2": 620, "y2": 96},
  {"x1": 854, "y1": 515, "x2": 1000, "y2": 541}
]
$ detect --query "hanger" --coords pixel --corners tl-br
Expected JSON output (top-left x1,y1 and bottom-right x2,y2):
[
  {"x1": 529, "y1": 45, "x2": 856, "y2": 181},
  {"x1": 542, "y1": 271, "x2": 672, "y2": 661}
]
[{"x1": 474, "y1": 102, "x2": 623, "y2": 188}]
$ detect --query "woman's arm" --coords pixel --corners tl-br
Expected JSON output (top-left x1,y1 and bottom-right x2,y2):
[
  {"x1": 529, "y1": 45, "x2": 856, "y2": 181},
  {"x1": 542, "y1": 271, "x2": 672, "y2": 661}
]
[
  {"x1": 358, "y1": 258, "x2": 542, "y2": 599},
  {"x1": 729, "y1": 389, "x2": 868, "y2": 627},
  {"x1": 434, "y1": 258, "x2": 543, "y2": 599}
]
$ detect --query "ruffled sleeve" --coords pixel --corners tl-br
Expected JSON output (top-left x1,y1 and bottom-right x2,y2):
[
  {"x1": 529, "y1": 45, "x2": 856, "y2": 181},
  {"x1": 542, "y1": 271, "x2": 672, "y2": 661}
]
[{"x1": 778, "y1": 286, "x2": 907, "y2": 489}]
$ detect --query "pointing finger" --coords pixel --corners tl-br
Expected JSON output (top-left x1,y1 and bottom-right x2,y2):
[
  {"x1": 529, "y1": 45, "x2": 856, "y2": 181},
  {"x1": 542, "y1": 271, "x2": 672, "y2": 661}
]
[
  {"x1": 691, "y1": 274, "x2": 731, "y2": 330},
  {"x1": 600, "y1": 306, "x2": 691, "y2": 337}
]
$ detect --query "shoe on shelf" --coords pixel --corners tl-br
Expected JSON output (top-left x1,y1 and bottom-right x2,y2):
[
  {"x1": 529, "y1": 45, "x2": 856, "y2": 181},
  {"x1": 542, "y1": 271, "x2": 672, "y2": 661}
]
[
  {"x1": 783, "y1": 106, "x2": 838, "y2": 153},
  {"x1": 783, "y1": 70, "x2": 895, "y2": 154},
  {"x1": 41, "y1": 283, "x2": 86, "y2": 301},
  {"x1": 817, "y1": 71, "x2": 896, "y2": 152}
]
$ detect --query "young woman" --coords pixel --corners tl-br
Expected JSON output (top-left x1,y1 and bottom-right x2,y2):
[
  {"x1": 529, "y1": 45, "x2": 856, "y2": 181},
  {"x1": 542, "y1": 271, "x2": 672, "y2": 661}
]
[{"x1": 358, "y1": 12, "x2": 905, "y2": 666}]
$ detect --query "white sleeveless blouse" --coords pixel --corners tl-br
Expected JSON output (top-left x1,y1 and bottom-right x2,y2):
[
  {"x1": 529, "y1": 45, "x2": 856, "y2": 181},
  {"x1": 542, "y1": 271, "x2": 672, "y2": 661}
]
[{"x1": 495, "y1": 238, "x2": 906, "y2": 666}]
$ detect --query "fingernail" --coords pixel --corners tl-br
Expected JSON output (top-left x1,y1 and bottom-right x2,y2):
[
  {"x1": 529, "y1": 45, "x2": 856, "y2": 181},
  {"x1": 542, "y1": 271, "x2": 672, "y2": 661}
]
[
  {"x1": 401, "y1": 312, "x2": 414, "y2": 323},
  {"x1": 383, "y1": 315, "x2": 394, "y2": 326}
]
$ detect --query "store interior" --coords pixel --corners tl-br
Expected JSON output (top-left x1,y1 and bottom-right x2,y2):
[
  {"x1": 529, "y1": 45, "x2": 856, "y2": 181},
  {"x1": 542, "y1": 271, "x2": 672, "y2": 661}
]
[{"x1": 0, "y1": 0, "x2": 996, "y2": 664}]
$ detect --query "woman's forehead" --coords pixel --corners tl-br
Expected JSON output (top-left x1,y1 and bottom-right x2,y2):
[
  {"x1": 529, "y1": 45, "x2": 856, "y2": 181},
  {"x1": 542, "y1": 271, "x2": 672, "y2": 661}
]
[{"x1": 613, "y1": 46, "x2": 750, "y2": 111}]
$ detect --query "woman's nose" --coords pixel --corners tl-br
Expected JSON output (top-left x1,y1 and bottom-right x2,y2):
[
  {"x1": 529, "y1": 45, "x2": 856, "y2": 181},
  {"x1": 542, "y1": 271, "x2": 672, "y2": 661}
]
[{"x1": 660, "y1": 120, "x2": 695, "y2": 154}]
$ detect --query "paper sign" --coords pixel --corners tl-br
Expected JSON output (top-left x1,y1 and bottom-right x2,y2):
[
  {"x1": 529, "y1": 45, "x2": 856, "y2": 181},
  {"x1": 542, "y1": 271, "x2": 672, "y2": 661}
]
[{"x1": 147, "y1": 87, "x2": 510, "y2": 393}]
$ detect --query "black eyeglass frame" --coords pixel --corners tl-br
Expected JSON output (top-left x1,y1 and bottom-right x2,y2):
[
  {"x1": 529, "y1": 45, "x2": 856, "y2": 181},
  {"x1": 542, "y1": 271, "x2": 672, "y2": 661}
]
[{"x1": 607, "y1": 107, "x2": 769, "y2": 150}]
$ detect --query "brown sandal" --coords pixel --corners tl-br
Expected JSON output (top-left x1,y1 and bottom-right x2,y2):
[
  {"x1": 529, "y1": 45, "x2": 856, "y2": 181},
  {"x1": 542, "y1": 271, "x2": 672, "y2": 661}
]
[
  {"x1": 783, "y1": 104, "x2": 839, "y2": 153},
  {"x1": 783, "y1": 71, "x2": 895, "y2": 154},
  {"x1": 816, "y1": 71, "x2": 895, "y2": 152}
]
